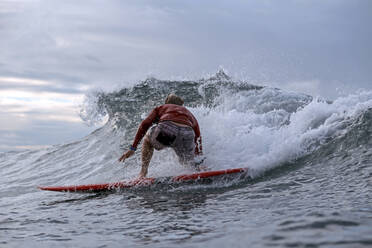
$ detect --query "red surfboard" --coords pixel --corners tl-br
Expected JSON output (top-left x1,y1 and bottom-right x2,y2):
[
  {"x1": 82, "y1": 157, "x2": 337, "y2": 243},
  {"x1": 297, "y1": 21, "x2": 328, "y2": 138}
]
[{"x1": 38, "y1": 168, "x2": 248, "y2": 193}]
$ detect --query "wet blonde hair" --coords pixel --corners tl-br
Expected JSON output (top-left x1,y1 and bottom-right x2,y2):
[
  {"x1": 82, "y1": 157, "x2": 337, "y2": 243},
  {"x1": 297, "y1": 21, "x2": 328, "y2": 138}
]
[{"x1": 165, "y1": 94, "x2": 184, "y2": 106}]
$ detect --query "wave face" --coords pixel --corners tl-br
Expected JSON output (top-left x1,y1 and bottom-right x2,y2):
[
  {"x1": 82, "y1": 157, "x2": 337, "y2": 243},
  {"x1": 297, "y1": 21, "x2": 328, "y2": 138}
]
[
  {"x1": 1, "y1": 71, "x2": 371, "y2": 247},
  {"x1": 79, "y1": 70, "x2": 371, "y2": 179}
]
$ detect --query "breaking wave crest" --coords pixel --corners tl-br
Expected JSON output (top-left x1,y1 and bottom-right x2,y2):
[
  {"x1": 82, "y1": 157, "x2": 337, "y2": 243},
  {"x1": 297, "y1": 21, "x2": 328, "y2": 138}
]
[{"x1": 1, "y1": 71, "x2": 372, "y2": 187}]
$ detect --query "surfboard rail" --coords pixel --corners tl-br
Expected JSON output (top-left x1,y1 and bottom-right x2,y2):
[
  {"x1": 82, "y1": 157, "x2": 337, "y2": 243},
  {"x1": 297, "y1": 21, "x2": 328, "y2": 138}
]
[{"x1": 38, "y1": 167, "x2": 248, "y2": 193}]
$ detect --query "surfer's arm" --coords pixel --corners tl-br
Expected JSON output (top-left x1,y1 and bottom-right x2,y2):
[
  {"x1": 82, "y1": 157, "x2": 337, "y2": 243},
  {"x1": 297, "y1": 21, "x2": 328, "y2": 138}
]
[
  {"x1": 193, "y1": 120, "x2": 203, "y2": 156},
  {"x1": 131, "y1": 107, "x2": 159, "y2": 149},
  {"x1": 119, "y1": 108, "x2": 159, "y2": 163},
  {"x1": 195, "y1": 136, "x2": 202, "y2": 155}
]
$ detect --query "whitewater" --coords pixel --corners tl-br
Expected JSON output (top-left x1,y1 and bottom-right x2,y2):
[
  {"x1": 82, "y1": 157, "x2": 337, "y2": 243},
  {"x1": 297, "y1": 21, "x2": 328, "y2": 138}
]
[{"x1": 1, "y1": 72, "x2": 371, "y2": 247}]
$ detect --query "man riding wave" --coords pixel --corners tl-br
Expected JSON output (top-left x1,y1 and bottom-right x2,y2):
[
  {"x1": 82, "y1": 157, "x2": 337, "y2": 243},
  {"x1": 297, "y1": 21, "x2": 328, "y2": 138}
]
[{"x1": 119, "y1": 94, "x2": 203, "y2": 178}]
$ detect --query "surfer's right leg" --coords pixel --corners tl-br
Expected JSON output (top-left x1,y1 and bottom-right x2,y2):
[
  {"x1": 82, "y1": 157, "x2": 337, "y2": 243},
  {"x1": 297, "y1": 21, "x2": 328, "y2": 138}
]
[
  {"x1": 140, "y1": 124, "x2": 167, "y2": 178},
  {"x1": 140, "y1": 136, "x2": 154, "y2": 178}
]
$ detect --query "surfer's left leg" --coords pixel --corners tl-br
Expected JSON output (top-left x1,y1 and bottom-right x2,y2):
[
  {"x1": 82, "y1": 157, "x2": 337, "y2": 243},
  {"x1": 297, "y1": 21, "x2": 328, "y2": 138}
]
[{"x1": 171, "y1": 127, "x2": 205, "y2": 170}]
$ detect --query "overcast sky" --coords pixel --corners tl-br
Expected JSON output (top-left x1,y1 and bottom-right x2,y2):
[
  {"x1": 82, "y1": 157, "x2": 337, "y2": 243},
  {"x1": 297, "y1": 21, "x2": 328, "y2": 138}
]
[{"x1": 0, "y1": 0, "x2": 371, "y2": 151}]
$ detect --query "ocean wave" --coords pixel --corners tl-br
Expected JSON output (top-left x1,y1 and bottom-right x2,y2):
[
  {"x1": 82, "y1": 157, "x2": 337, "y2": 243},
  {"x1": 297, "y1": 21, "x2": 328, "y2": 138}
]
[{"x1": 1, "y1": 71, "x2": 372, "y2": 185}]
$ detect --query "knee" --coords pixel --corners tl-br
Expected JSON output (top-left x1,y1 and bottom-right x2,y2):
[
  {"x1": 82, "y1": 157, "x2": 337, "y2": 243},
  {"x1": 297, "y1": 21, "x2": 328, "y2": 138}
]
[
  {"x1": 143, "y1": 136, "x2": 152, "y2": 147},
  {"x1": 143, "y1": 136, "x2": 149, "y2": 143}
]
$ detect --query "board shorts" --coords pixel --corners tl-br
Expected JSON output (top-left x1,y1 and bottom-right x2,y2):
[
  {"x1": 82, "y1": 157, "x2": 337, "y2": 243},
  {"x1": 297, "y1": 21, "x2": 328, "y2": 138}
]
[{"x1": 146, "y1": 121, "x2": 195, "y2": 165}]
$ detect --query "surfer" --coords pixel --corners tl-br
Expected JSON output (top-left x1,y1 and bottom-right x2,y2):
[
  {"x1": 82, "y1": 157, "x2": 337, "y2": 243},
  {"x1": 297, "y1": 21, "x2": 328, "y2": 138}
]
[{"x1": 118, "y1": 94, "x2": 203, "y2": 178}]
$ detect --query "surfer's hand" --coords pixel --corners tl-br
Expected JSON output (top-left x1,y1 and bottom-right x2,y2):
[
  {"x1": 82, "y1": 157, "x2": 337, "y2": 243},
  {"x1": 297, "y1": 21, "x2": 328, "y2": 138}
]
[{"x1": 118, "y1": 150, "x2": 135, "y2": 162}]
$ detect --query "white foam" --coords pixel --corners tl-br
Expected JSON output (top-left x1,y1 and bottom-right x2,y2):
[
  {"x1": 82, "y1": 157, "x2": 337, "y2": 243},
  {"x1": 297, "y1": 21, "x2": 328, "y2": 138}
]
[{"x1": 194, "y1": 89, "x2": 372, "y2": 178}]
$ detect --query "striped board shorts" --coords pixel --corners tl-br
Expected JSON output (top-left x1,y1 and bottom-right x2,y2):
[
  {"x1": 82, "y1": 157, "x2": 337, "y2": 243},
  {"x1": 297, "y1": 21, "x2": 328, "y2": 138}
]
[{"x1": 146, "y1": 121, "x2": 195, "y2": 165}]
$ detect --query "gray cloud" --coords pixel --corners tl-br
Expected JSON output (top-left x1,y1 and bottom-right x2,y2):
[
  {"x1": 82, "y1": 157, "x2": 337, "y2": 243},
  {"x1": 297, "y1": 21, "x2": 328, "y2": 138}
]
[
  {"x1": 0, "y1": 82, "x2": 84, "y2": 94},
  {"x1": 0, "y1": 0, "x2": 371, "y2": 151},
  {"x1": 2, "y1": 0, "x2": 371, "y2": 85}
]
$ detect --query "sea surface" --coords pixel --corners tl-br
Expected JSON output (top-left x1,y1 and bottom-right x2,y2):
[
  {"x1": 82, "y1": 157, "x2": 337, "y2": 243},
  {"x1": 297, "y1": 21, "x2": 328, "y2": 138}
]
[{"x1": 1, "y1": 72, "x2": 371, "y2": 247}]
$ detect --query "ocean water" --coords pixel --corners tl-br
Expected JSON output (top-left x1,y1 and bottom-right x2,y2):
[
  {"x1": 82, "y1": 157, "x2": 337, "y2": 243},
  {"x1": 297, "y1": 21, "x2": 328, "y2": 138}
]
[{"x1": 1, "y1": 72, "x2": 371, "y2": 247}]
